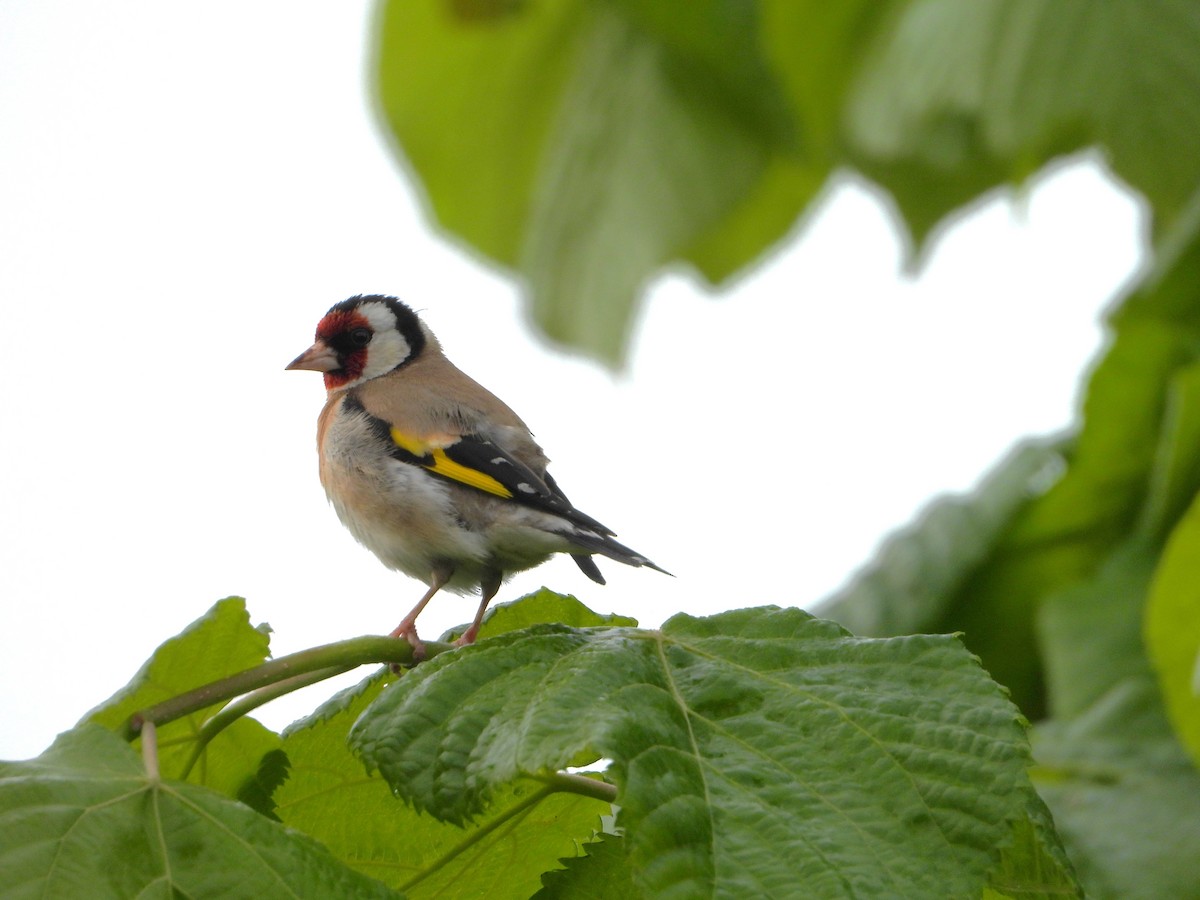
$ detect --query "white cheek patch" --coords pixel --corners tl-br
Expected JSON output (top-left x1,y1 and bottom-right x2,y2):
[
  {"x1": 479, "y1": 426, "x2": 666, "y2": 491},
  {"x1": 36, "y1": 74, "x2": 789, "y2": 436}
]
[
  {"x1": 359, "y1": 301, "x2": 412, "y2": 380},
  {"x1": 362, "y1": 330, "x2": 411, "y2": 380}
]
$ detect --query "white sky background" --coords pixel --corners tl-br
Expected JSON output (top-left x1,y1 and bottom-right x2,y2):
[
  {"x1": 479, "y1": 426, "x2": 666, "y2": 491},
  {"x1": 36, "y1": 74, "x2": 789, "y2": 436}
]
[{"x1": 0, "y1": 3, "x2": 1144, "y2": 761}]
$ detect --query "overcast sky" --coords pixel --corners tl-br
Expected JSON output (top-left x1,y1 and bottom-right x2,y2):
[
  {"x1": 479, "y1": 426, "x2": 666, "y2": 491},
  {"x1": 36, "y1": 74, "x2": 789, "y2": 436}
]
[{"x1": 0, "y1": 2, "x2": 1144, "y2": 760}]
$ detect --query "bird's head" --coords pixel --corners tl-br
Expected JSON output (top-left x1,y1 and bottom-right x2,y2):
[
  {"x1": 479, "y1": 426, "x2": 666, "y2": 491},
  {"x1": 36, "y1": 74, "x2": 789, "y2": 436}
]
[{"x1": 287, "y1": 295, "x2": 427, "y2": 391}]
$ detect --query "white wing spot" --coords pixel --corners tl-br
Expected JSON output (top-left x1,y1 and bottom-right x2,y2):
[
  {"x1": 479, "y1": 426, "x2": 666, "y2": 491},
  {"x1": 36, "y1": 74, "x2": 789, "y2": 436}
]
[
  {"x1": 517, "y1": 483, "x2": 536, "y2": 494},
  {"x1": 490, "y1": 457, "x2": 510, "y2": 465}
]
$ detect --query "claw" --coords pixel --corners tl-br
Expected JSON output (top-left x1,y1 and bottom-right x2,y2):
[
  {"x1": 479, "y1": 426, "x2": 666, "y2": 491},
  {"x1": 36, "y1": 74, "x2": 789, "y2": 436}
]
[
  {"x1": 388, "y1": 622, "x2": 426, "y2": 667},
  {"x1": 452, "y1": 625, "x2": 479, "y2": 648}
]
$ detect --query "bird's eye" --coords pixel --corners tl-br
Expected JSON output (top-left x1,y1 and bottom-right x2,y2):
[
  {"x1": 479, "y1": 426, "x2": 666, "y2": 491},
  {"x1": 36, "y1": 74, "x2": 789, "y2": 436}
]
[{"x1": 348, "y1": 328, "x2": 372, "y2": 348}]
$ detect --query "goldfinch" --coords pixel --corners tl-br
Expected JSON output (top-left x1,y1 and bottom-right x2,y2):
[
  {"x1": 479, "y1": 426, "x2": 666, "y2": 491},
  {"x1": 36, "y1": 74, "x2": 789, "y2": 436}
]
[{"x1": 287, "y1": 295, "x2": 667, "y2": 653}]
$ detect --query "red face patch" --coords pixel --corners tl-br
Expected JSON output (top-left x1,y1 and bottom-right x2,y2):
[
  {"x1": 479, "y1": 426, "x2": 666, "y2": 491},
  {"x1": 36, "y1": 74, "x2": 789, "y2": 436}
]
[
  {"x1": 316, "y1": 309, "x2": 372, "y2": 389},
  {"x1": 315, "y1": 309, "x2": 370, "y2": 342},
  {"x1": 322, "y1": 364, "x2": 359, "y2": 390}
]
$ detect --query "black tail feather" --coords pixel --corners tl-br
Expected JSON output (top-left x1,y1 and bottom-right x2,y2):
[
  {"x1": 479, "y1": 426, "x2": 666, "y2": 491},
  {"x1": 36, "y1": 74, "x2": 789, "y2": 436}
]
[
  {"x1": 563, "y1": 530, "x2": 672, "y2": 577},
  {"x1": 572, "y1": 553, "x2": 606, "y2": 585}
]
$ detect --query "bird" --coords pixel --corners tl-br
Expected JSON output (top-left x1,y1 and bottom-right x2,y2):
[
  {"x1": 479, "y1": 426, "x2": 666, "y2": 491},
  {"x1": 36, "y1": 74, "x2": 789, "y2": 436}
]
[{"x1": 287, "y1": 294, "x2": 668, "y2": 655}]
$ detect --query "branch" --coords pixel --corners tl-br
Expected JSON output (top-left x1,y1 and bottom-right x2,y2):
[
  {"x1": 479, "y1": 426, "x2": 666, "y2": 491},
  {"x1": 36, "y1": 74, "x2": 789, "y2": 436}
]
[{"x1": 123, "y1": 635, "x2": 450, "y2": 740}]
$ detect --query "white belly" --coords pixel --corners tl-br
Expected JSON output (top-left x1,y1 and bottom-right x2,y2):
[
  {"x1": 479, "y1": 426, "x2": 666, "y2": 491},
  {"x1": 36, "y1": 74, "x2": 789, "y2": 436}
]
[{"x1": 320, "y1": 410, "x2": 491, "y2": 592}]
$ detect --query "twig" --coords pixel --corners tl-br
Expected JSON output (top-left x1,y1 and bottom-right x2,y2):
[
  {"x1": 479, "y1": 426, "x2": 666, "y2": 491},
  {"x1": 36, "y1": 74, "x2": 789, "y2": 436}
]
[
  {"x1": 124, "y1": 635, "x2": 448, "y2": 740},
  {"x1": 177, "y1": 664, "x2": 356, "y2": 779}
]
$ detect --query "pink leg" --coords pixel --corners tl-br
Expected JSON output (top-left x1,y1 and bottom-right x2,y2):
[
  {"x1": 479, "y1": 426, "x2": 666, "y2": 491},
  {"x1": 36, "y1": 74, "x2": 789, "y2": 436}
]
[
  {"x1": 389, "y1": 566, "x2": 452, "y2": 661},
  {"x1": 453, "y1": 570, "x2": 502, "y2": 647}
]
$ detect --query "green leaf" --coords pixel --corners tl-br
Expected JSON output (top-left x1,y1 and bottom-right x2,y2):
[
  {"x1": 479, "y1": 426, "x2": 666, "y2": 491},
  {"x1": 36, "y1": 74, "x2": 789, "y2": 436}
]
[
  {"x1": 606, "y1": 0, "x2": 799, "y2": 151},
  {"x1": 83, "y1": 597, "x2": 270, "y2": 726},
  {"x1": 446, "y1": 588, "x2": 638, "y2": 643},
  {"x1": 373, "y1": 0, "x2": 580, "y2": 267},
  {"x1": 373, "y1": 1, "x2": 821, "y2": 363},
  {"x1": 761, "y1": 0, "x2": 898, "y2": 154},
  {"x1": 1025, "y1": 515, "x2": 1200, "y2": 897},
  {"x1": 928, "y1": 225, "x2": 1200, "y2": 716},
  {"x1": 676, "y1": 2, "x2": 907, "y2": 283},
  {"x1": 1033, "y1": 680, "x2": 1200, "y2": 900},
  {"x1": 986, "y1": 796, "x2": 1081, "y2": 899},
  {"x1": 352, "y1": 607, "x2": 1033, "y2": 897},
  {"x1": 518, "y1": 4, "x2": 769, "y2": 361},
  {"x1": 821, "y1": 439, "x2": 1065, "y2": 637},
  {"x1": 534, "y1": 834, "x2": 640, "y2": 900},
  {"x1": 679, "y1": 154, "x2": 825, "y2": 284},
  {"x1": 276, "y1": 669, "x2": 610, "y2": 897},
  {"x1": 1139, "y1": 361, "x2": 1200, "y2": 541},
  {"x1": 1145, "y1": 495, "x2": 1200, "y2": 768},
  {"x1": 845, "y1": 0, "x2": 1200, "y2": 248},
  {"x1": 1038, "y1": 541, "x2": 1158, "y2": 721},
  {"x1": 238, "y1": 747, "x2": 290, "y2": 821},
  {"x1": 82, "y1": 597, "x2": 280, "y2": 796},
  {"x1": 1048, "y1": 326, "x2": 1200, "y2": 539},
  {"x1": 0, "y1": 725, "x2": 398, "y2": 900}
]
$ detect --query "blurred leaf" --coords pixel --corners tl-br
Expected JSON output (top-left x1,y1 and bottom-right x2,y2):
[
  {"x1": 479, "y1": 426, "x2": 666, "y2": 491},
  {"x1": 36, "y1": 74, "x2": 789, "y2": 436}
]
[
  {"x1": 376, "y1": 1, "x2": 771, "y2": 361},
  {"x1": 1145, "y1": 495, "x2": 1200, "y2": 768},
  {"x1": 518, "y1": 4, "x2": 769, "y2": 361},
  {"x1": 376, "y1": 1, "x2": 1200, "y2": 360},
  {"x1": 374, "y1": 1, "x2": 914, "y2": 362},
  {"x1": 680, "y1": 155, "x2": 824, "y2": 283},
  {"x1": 1139, "y1": 362, "x2": 1200, "y2": 541},
  {"x1": 374, "y1": 1, "x2": 583, "y2": 267},
  {"x1": 931, "y1": 218, "x2": 1200, "y2": 716},
  {"x1": 1027, "y1": 445, "x2": 1200, "y2": 899},
  {"x1": 0, "y1": 725, "x2": 398, "y2": 900},
  {"x1": 678, "y1": 0, "x2": 901, "y2": 284},
  {"x1": 1038, "y1": 541, "x2": 1157, "y2": 721},
  {"x1": 352, "y1": 607, "x2": 1033, "y2": 897},
  {"x1": 761, "y1": 1, "x2": 897, "y2": 152},
  {"x1": 1033, "y1": 680, "x2": 1200, "y2": 900},
  {"x1": 845, "y1": 0, "x2": 1200, "y2": 249},
  {"x1": 999, "y1": 320, "x2": 1194, "y2": 572},
  {"x1": 276, "y1": 668, "x2": 609, "y2": 897},
  {"x1": 607, "y1": 0, "x2": 799, "y2": 150},
  {"x1": 82, "y1": 597, "x2": 280, "y2": 798},
  {"x1": 821, "y1": 439, "x2": 1065, "y2": 636}
]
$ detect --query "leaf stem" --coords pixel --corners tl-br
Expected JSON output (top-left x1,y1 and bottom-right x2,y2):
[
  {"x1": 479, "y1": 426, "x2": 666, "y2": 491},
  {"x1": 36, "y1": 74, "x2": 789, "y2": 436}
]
[
  {"x1": 141, "y1": 720, "x2": 160, "y2": 781},
  {"x1": 399, "y1": 784, "x2": 558, "y2": 893},
  {"x1": 534, "y1": 771, "x2": 618, "y2": 804},
  {"x1": 397, "y1": 773, "x2": 617, "y2": 892},
  {"x1": 177, "y1": 665, "x2": 353, "y2": 780},
  {"x1": 123, "y1": 635, "x2": 449, "y2": 740}
]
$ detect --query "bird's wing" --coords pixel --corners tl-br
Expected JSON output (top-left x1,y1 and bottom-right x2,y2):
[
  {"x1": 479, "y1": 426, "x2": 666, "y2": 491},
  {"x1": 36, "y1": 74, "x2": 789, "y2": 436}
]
[
  {"x1": 344, "y1": 393, "x2": 613, "y2": 534},
  {"x1": 398, "y1": 427, "x2": 615, "y2": 534}
]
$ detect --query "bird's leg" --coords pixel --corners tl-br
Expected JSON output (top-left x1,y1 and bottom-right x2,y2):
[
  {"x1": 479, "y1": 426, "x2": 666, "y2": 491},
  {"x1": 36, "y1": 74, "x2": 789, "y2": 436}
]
[
  {"x1": 453, "y1": 570, "x2": 502, "y2": 647},
  {"x1": 389, "y1": 565, "x2": 453, "y2": 661}
]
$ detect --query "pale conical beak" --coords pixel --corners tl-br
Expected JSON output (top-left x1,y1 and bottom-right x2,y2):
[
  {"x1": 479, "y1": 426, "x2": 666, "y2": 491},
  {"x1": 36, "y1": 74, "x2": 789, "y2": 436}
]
[{"x1": 286, "y1": 341, "x2": 340, "y2": 372}]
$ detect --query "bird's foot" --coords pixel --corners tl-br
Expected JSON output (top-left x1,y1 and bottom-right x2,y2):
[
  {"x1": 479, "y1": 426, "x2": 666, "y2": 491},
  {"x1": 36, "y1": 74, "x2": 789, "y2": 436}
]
[
  {"x1": 388, "y1": 621, "x2": 426, "y2": 666},
  {"x1": 452, "y1": 624, "x2": 480, "y2": 648}
]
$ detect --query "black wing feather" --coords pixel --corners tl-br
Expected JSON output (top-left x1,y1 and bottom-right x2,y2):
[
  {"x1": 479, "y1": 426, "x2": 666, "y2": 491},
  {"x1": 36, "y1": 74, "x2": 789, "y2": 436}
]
[{"x1": 439, "y1": 437, "x2": 614, "y2": 533}]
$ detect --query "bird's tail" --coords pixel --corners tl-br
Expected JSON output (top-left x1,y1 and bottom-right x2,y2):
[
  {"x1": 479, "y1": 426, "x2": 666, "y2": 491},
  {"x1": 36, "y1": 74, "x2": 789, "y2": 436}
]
[{"x1": 564, "y1": 529, "x2": 672, "y2": 581}]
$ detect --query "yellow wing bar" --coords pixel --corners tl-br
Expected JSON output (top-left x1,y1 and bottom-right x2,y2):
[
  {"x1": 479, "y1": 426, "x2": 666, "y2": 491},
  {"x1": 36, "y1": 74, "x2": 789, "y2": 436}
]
[{"x1": 390, "y1": 428, "x2": 513, "y2": 499}]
